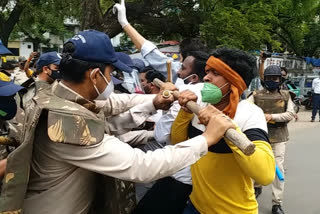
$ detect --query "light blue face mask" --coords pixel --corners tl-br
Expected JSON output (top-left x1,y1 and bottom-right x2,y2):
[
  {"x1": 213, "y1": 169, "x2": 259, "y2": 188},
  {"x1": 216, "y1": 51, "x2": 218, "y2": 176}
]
[{"x1": 201, "y1": 82, "x2": 230, "y2": 104}]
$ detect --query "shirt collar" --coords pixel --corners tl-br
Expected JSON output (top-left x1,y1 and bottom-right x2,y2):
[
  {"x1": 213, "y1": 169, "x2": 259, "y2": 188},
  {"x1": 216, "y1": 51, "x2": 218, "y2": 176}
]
[{"x1": 53, "y1": 82, "x2": 101, "y2": 114}]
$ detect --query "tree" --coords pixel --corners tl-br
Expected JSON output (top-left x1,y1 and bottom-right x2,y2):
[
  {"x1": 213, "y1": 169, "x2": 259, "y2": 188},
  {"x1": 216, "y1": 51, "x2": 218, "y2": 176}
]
[
  {"x1": 10, "y1": 0, "x2": 81, "y2": 51},
  {"x1": 302, "y1": 20, "x2": 320, "y2": 57},
  {"x1": 81, "y1": 0, "x2": 202, "y2": 40},
  {"x1": 199, "y1": 1, "x2": 280, "y2": 50},
  {"x1": 0, "y1": 0, "x2": 37, "y2": 46},
  {"x1": 268, "y1": 0, "x2": 320, "y2": 55}
]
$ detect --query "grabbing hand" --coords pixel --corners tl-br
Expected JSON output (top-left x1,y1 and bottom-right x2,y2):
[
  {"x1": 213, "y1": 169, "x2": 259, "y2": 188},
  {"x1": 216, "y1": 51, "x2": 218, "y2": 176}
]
[
  {"x1": 198, "y1": 105, "x2": 221, "y2": 126},
  {"x1": 153, "y1": 88, "x2": 176, "y2": 110},
  {"x1": 160, "y1": 82, "x2": 177, "y2": 92},
  {"x1": 265, "y1": 114, "x2": 272, "y2": 122},
  {"x1": 202, "y1": 113, "x2": 235, "y2": 147},
  {"x1": 28, "y1": 52, "x2": 38, "y2": 61},
  {"x1": 178, "y1": 90, "x2": 198, "y2": 113},
  {"x1": 113, "y1": 0, "x2": 129, "y2": 28}
]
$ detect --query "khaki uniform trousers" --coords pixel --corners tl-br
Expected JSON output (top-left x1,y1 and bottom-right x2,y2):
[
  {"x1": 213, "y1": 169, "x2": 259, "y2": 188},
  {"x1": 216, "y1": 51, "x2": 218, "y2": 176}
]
[{"x1": 271, "y1": 142, "x2": 286, "y2": 205}]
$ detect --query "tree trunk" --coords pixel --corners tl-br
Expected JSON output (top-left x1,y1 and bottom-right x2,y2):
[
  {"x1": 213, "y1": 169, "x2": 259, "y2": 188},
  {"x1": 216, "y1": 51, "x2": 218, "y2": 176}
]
[{"x1": 0, "y1": 1, "x2": 24, "y2": 46}]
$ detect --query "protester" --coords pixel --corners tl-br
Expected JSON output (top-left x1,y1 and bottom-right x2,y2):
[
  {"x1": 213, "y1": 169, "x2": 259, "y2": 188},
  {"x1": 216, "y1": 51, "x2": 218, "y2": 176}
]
[
  {"x1": 131, "y1": 52, "x2": 209, "y2": 214},
  {"x1": 0, "y1": 30, "x2": 234, "y2": 214},
  {"x1": 248, "y1": 65, "x2": 296, "y2": 214},
  {"x1": 170, "y1": 48, "x2": 275, "y2": 214},
  {"x1": 139, "y1": 66, "x2": 166, "y2": 94},
  {"x1": 23, "y1": 52, "x2": 39, "y2": 78}
]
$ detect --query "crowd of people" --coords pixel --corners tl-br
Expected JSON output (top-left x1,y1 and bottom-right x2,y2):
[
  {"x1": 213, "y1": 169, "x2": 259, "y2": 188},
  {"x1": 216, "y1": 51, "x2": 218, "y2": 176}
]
[{"x1": 0, "y1": 1, "x2": 299, "y2": 214}]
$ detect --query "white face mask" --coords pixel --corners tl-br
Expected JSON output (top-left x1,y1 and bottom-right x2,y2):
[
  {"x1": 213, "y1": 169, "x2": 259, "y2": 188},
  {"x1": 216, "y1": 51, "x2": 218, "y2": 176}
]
[
  {"x1": 91, "y1": 69, "x2": 114, "y2": 100},
  {"x1": 183, "y1": 74, "x2": 197, "y2": 84}
]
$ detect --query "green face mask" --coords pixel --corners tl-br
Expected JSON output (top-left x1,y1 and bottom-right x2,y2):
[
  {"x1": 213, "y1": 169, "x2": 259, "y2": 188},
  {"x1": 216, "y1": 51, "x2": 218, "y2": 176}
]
[{"x1": 201, "y1": 82, "x2": 230, "y2": 104}]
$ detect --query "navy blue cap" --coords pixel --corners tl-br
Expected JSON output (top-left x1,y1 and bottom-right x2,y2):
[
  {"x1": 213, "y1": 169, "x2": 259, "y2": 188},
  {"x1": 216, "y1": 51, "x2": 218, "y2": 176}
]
[
  {"x1": 36, "y1": 51, "x2": 61, "y2": 71},
  {"x1": 115, "y1": 52, "x2": 133, "y2": 71},
  {"x1": 132, "y1": 58, "x2": 145, "y2": 73},
  {"x1": 67, "y1": 30, "x2": 132, "y2": 73},
  {"x1": 0, "y1": 73, "x2": 24, "y2": 96},
  {"x1": 264, "y1": 65, "x2": 281, "y2": 76}
]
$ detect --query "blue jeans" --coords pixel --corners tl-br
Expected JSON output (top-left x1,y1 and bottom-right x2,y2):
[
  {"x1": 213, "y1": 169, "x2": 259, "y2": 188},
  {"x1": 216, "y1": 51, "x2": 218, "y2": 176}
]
[
  {"x1": 312, "y1": 93, "x2": 320, "y2": 120},
  {"x1": 183, "y1": 200, "x2": 200, "y2": 214}
]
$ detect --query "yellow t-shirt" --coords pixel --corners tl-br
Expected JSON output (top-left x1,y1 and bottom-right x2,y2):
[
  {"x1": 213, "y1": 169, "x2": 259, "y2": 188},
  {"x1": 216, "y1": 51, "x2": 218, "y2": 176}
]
[
  {"x1": 26, "y1": 69, "x2": 34, "y2": 78},
  {"x1": 171, "y1": 101, "x2": 275, "y2": 214}
]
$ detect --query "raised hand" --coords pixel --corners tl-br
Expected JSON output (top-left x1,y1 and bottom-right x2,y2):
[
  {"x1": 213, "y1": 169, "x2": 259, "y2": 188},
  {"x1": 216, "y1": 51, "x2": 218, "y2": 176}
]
[{"x1": 113, "y1": 0, "x2": 129, "y2": 28}]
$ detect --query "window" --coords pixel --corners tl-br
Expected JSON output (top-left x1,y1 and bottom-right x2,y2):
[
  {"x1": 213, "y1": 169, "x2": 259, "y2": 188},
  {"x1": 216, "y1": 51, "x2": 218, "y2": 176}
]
[{"x1": 8, "y1": 48, "x2": 19, "y2": 56}]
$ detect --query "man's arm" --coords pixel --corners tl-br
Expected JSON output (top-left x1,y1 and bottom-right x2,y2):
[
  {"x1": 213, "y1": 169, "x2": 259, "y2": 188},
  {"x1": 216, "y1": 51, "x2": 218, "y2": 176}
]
[
  {"x1": 312, "y1": 79, "x2": 315, "y2": 91},
  {"x1": 113, "y1": 0, "x2": 180, "y2": 83},
  {"x1": 270, "y1": 96, "x2": 296, "y2": 122},
  {"x1": 24, "y1": 52, "x2": 37, "y2": 78},
  {"x1": 0, "y1": 159, "x2": 7, "y2": 178},
  {"x1": 117, "y1": 130, "x2": 154, "y2": 147},
  {"x1": 104, "y1": 85, "x2": 176, "y2": 135},
  {"x1": 101, "y1": 93, "x2": 156, "y2": 117},
  {"x1": 106, "y1": 99, "x2": 157, "y2": 135},
  {"x1": 48, "y1": 133, "x2": 208, "y2": 183}
]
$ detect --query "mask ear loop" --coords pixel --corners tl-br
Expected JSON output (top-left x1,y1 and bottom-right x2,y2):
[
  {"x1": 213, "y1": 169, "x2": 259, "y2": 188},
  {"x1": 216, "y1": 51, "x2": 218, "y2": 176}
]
[
  {"x1": 98, "y1": 70, "x2": 110, "y2": 85},
  {"x1": 220, "y1": 82, "x2": 231, "y2": 98}
]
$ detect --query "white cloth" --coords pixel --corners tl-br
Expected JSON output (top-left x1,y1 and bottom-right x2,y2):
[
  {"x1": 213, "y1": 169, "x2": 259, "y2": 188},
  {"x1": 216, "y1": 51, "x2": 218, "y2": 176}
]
[{"x1": 312, "y1": 77, "x2": 320, "y2": 94}]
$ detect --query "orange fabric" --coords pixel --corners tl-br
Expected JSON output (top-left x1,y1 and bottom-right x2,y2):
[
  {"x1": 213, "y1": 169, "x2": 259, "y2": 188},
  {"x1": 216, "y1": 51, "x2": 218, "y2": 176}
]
[{"x1": 205, "y1": 56, "x2": 247, "y2": 118}]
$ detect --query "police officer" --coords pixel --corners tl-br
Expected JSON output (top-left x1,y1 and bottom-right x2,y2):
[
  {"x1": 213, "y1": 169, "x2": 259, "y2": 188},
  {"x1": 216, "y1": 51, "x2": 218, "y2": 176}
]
[
  {"x1": 248, "y1": 65, "x2": 296, "y2": 214},
  {"x1": 0, "y1": 73, "x2": 25, "y2": 178},
  {"x1": 0, "y1": 30, "x2": 234, "y2": 214},
  {"x1": 21, "y1": 51, "x2": 62, "y2": 105}
]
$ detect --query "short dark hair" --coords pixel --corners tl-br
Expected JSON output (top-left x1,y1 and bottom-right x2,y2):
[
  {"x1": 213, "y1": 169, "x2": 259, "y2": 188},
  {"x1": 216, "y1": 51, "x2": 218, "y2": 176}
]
[
  {"x1": 210, "y1": 48, "x2": 257, "y2": 87},
  {"x1": 188, "y1": 51, "x2": 209, "y2": 82},
  {"x1": 180, "y1": 38, "x2": 206, "y2": 61},
  {"x1": 60, "y1": 42, "x2": 108, "y2": 83},
  {"x1": 145, "y1": 70, "x2": 166, "y2": 83},
  {"x1": 141, "y1": 66, "x2": 155, "y2": 74}
]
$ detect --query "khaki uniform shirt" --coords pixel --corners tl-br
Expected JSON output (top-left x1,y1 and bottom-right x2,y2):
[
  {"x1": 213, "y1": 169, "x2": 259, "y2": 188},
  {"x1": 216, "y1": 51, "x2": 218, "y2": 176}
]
[{"x1": 23, "y1": 83, "x2": 208, "y2": 214}]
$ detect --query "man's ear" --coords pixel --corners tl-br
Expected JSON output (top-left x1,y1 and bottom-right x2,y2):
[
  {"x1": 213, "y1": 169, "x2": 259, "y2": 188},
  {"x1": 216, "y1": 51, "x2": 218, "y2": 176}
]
[
  {"x1": 42, "y1": 66, "x2": 50, "y2": 74},
  {"x1": 89, "y1": 68, "x2": 100, "y2": 85},
  {"x1": 192, "y1": 74, "x2": 199, "y2": 83}
]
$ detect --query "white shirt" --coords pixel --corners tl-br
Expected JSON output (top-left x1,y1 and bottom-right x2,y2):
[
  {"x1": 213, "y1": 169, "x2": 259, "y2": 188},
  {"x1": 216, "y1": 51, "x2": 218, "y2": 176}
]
[{"x1": 312, "y1": 77, "x2": 320, "y2": 94}]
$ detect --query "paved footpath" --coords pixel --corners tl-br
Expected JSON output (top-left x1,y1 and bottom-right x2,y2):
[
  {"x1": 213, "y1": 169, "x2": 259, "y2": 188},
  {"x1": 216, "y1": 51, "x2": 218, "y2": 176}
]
[{"x1": 258, "y1": 110, "x2": 320, "y2": 214}]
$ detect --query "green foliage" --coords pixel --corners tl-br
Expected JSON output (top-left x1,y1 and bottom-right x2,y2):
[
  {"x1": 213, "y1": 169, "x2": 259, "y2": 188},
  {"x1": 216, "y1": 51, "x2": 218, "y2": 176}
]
[
  {"x1": 2, "y1": 0, "x2": 320, "y2": 57},
  {"x1": 200, "y1": 1, "x2": 279, "y2": 50},
  {"x1": 8, "y1": 0, "x2": 81, "y2": 49}
]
